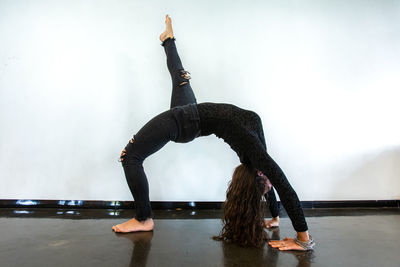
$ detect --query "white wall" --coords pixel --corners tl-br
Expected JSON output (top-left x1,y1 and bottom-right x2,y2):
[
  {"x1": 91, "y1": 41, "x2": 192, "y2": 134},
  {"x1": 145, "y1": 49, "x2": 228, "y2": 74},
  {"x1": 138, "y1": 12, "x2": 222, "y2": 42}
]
[{"x1": 0, "y1": 0, "x2": 399, "y2": 201}]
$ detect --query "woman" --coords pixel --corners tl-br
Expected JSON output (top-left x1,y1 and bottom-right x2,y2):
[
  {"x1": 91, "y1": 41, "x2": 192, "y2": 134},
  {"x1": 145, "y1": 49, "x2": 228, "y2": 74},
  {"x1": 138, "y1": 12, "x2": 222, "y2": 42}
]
[{"x1": 113, "y1": 15, "x2": 315, "y2": 251}]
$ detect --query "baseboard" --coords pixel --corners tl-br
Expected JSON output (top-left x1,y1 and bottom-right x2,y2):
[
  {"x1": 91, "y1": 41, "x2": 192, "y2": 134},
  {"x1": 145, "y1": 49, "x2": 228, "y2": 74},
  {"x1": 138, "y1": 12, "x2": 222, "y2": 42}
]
[{"x1": 0, "y1": 199, "x2": 399, "y2": 209}]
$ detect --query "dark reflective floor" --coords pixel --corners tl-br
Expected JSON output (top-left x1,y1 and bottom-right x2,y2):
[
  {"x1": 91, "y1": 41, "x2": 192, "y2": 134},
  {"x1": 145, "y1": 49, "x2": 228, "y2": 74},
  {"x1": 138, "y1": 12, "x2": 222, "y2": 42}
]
[{"x1": 0, "y1": 208, "x2": 399, "y2": 267}]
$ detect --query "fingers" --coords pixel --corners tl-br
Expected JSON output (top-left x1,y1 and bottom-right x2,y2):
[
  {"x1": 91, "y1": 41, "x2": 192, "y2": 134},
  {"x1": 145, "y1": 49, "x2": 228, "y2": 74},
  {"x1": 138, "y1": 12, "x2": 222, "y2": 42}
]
[
  {"x1": 268, "y1": 240, "x2": 284, "y2": 247},
  {"x1": 268, "y1": 239, "x2": 306, "y2": 251},
  {"x1": 283, "y1": 237, "x2": 294, "y2": 241},
  {"x1": 278, "y1": 244, "x2": 303, "y2": 251}
]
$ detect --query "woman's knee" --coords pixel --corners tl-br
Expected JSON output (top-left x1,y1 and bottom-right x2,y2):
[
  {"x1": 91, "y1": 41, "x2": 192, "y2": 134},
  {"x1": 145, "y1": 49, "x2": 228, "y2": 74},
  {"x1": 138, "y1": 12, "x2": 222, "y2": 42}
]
[
  {"x1": 120, "y1": 136, "x2": 144, "y2": 165},
  {"x1": 174, "y1": 69, "x2": 191, "y2": 86}
]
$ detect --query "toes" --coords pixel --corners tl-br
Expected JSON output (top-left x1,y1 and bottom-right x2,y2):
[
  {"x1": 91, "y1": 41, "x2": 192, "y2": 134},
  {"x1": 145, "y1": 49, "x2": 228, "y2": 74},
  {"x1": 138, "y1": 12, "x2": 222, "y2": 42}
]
[{"x1": 112, "y1": 225, "x2": 121, "y2": 232}]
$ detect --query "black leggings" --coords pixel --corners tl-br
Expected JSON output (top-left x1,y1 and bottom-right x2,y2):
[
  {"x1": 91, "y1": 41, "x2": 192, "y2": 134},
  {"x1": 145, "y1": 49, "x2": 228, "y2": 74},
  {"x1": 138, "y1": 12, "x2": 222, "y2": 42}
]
[{"x1": 121, "y1": 38, "x2": 199, "y2": 221}]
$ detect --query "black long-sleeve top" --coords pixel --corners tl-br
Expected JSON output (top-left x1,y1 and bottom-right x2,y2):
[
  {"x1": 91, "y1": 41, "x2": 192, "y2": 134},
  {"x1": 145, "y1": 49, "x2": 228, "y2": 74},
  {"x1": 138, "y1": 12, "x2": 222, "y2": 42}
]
[{"x1": 196, "y1": 102, "x2": 308, "y2": 232}]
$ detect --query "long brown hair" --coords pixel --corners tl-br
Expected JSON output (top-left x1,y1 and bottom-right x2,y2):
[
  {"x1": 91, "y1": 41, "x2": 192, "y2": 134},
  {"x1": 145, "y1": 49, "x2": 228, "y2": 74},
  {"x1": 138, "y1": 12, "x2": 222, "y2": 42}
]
[{"x1": 213, "y1": 164, "x2": 268, "y2": 248}]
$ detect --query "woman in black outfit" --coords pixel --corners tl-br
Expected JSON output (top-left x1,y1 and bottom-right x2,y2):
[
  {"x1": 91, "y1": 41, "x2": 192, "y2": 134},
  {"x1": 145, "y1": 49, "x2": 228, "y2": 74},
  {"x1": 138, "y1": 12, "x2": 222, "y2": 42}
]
[{"x1": 113, "y1": 15, "x2": 315, "y2": 251}]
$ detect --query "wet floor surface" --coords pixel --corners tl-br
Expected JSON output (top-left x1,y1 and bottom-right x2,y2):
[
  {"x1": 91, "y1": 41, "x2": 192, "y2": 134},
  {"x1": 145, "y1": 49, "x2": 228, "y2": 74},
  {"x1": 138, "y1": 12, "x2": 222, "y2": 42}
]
[{"x1": 0, "y1": 208, "x2": 399, "y2": 267}]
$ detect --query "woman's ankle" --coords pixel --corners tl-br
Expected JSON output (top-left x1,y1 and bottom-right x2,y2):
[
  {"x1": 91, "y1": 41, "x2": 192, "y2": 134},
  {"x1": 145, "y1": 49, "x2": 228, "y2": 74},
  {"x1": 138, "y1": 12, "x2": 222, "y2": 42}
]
[
  {"x1": 161, "y1": 36, "x2": 176, "y2": 46},
  {"x1": 136, "y1": 217, "x2": 154, "y2": 223}
]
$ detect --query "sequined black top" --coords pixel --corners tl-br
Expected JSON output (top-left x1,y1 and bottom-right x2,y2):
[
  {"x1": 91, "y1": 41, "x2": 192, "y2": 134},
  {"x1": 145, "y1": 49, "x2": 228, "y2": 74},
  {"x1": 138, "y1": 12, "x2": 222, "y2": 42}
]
[{"x1": 196, "y1": 102, "x2": 308, "y2": 232}]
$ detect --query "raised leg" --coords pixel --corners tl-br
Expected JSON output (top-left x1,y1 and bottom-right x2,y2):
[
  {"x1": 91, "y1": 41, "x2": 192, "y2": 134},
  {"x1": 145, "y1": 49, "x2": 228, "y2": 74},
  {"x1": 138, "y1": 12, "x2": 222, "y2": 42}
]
[{"x1": 160, "y1": 15, "x2": 197, "y2": 108}]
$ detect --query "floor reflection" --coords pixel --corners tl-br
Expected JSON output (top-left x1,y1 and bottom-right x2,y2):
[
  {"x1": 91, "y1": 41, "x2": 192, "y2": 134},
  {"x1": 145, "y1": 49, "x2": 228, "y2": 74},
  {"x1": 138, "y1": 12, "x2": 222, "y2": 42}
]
[
  {"x1": 1, "y1": 212, "x2": 398, "y2": 267},
  {"x1": 114, "y1": 231, "x2": 154, "y2": 267},
  {"x1": 220, "y1": 228, "x2": 315, "y2": 267},
  {"x1": 112, "y1": 227, "x2": 315, "y2": 267}
]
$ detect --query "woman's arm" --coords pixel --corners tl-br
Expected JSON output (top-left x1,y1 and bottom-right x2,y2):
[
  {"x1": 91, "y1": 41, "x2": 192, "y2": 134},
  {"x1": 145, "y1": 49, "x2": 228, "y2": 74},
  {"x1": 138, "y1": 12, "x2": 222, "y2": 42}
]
[
  {"x1": 249, "y1": 147, "x2": 308, "y2": 232},
  {"x1": 247, "y1": 138, "x2": 313, "y2": 250}
]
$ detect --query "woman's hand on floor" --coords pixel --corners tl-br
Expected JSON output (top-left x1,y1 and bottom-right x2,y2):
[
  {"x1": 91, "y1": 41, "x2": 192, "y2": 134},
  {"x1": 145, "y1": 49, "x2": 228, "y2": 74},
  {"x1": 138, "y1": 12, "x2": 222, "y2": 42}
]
[
  {"x1": 268, "y1": 237, "x2": 305, "y2": 251},
  {"x1": 264, "y1": 216, "x2": 279, "y2": 228}
]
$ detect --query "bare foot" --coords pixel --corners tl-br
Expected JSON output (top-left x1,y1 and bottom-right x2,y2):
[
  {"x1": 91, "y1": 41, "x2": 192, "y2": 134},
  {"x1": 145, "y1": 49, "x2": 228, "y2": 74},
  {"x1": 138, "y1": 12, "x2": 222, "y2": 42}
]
[
  {"x1": 159, "y1": 14, "x2": 174, "y2": 42},
  {"x1": 112, "y1": 218, "x2": 154, "y2": 233},
  {"x1": 264, "y1": 217, "x2": 280, "y2": 228}
]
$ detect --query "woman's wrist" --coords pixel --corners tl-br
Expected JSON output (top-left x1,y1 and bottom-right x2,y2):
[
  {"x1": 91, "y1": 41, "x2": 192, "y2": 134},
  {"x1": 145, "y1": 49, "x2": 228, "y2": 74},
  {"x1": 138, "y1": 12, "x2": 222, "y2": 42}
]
[{"x1": 294, "y1": 231, "x2": 315, "y2": 250}]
